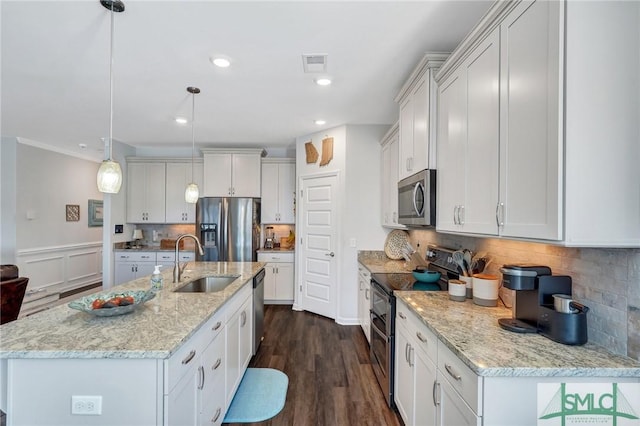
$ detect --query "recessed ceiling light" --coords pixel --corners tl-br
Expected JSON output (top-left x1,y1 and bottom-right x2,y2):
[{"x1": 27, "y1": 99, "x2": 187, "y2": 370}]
[
  {"x1": 211, "y1": 57, "x2": 231, "y2": 68},
  {"x1": 315, "y1": 78, "x2": 332, "y2": 86},
  {"x1": 78, "y1": 143, "x2": 87, "y2": 149},
  {"x1": 315, "y1": 120, "x2": 326, "y2": 125},
  {"x1": 175, "y1": 117, "x2": 188, "y2": 125}
]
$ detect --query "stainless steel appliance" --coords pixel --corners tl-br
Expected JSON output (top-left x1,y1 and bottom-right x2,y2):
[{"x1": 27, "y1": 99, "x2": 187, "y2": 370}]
[
  {"x1": 398, "y1": 169, "x2": 436, "y2": 227},
  {"x1": 252, "y1": 268, "x2": 265, "y2": 354},
  {"x1": 264, "y1": 226, "x2": 275, "y2": 249},
  {"x1": 196, "y1": 197, "x2": 261, "y2": 262},
  {"x1": 370, "y1": 244, "x2": 457, "y2": 407},
  {"x1": 499, "y1": 265, "x2": 589, "y2": 345}
]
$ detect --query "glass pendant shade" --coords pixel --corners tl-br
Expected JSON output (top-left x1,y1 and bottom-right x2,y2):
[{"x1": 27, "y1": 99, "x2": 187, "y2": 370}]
[
  {"x1": 97, "y1": 159, "x2": 123, "y2": 193},
  {"x1": 185, "y1": 182, "x2": 199, "y2": 203}
]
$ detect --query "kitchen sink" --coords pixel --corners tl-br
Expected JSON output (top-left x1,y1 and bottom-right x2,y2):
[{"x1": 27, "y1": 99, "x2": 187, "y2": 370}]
[{"x1": 174, "y1": 275, "x2": 240, "y2": 293}]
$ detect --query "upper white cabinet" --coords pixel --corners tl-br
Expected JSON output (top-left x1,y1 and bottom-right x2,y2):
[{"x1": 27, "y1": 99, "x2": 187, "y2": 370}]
[
  {"x1": 395, "y1": 53, "x2": 448, "y2": 181},
  {"x1": 127, "y1": 162, "x2": 166, "y2": 223},
  {"x1": 126, "y1": 158, "x2": 203, "y2": 224},
  {"x1": 435, "y1": 0, "x2": 640, "y2": 246},
  {"x1": 261, "y1": 159, "x2": 295, "y2": 224},
  {"x1": 202, "y1": 149, "x2": 264, "y2": 197},
  {"x1": 380, "y1": 123, "x2": 405, "y2": 229},
  {"x1": 437, "y1": 29, "x2": 500, "y2": 235},
  {"x1": 165, "y1": 161, "x2": 204, "y2": 223}
]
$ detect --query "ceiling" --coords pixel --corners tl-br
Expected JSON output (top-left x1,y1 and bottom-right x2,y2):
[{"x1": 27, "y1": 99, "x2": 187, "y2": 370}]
[{"x1": 1, "y1": 1, "x2": 492, "y2": 160}]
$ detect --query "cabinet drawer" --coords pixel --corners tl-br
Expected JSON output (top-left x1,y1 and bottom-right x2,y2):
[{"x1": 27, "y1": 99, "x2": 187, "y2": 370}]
[
  {"x1": 202, "y1": 332, "x2": 226, "y2": 390},
  {"x1": 156, "y1": 252, "x2": 175, "y2": 263},
  {"x1": 437, "y1": 341, "x2": 482, "y2": 415},
  {"x1": 257, "y1": 252, "x2": 294, "y2": 263},
  {"x1": 396, "y1": 300, "x2": 437, "y2": 363},
  {"x1": 165, "y1": 331, "x2": 206, "y2": 394},
  {"x1": 115, "y1": 251, "x2": 156, "y2": 262}
]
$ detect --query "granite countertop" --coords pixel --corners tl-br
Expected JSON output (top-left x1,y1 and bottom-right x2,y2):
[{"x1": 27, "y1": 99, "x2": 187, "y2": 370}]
[
  {"x1": 0, "y1": 262, "x2": 264, "y2": 360},
  {"x1": 396, "y1": 291, "x2": 640, "y2": 378},
  {"x1": 358, "y1": 250, "x2": 410, "y2": 273}
]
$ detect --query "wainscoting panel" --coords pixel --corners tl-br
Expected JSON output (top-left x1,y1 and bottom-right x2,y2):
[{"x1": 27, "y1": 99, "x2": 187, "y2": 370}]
[{"x1": 17, "y1": 242, "x2": 103, "y2": 317}]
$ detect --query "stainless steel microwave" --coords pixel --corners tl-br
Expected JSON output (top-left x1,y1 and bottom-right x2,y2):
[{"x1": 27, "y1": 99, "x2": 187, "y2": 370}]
[{"x1": 398, "y1": 169, "x2": 436, "y2": 227}]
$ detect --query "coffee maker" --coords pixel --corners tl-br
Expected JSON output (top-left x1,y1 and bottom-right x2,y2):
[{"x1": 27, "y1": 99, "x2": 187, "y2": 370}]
[{"x1": 498, "y1": 264, "x2": 589, "y2": 345}]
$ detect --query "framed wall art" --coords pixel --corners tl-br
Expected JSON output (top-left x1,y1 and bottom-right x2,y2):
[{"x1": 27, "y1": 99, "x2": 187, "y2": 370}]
[
  {"x1": 88, "y1": 199, "x2": 103, "y2": 227},
  {"x1": 66, "y1": 204, "x2": 80, "y2": 222}
]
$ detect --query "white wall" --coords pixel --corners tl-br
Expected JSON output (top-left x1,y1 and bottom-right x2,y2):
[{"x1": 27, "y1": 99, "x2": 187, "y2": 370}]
[
  {"x1": 0, "y1": 137, "x2": 17, "y2": 264},
  {"x1": 295, "y1": 124, "x2": 388, "y2": 324}
]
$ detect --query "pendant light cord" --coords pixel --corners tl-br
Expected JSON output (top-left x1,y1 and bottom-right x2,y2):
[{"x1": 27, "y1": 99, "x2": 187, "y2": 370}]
[
  {"x1": 108, "y1": 2, "x2": 115, "y2": 161},
  {"x1": 191, "y1": 90, "x2": 195, "y2": 182}
]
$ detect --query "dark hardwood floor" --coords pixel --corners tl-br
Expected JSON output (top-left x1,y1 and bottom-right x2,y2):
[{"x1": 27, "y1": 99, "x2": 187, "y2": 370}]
[{"x1": 224, "y1": 305, "x2": 402, "y2": 426}]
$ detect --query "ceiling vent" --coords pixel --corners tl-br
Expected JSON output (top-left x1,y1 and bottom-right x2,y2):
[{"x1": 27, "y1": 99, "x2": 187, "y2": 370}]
[{"x1": 302, "y1": 54, "x2": 328, "y2": 73}]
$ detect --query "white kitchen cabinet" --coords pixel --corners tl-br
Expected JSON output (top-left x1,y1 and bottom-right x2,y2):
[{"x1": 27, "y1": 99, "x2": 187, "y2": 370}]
[
  {"x1": 202, "y1": 149, "x2": 263, "y2": 197},
  {"x1": 357, "y1": 263, "x2": 371, "y2": 343},
  {"x1": 258, "y1": 251, "x2": 294, "y2": 304},
  {"x1": 261, "y1": 159, "x2": 295, "y2": 224},
  {"x1": 437, "y1": 373, "x2": 480, "y2": 426},
  {"x1": 380, "y1": 124, "x2": 405, "y2": 229},
  {"x1": 395, "y1": 298, "x2": 438, "y2": 426},
  {"x1": 225, "y1": 285, "x2": 253, "y2": 406},
  {"x1": 127, "y1": 162, "x2": 166, "y2": 223},
  {"x1": 395, "y1": 53, "x2": 448, "y2": 181},
  {"x1": 165, "y1": 161, "x2": 203, "y2": 223},
  {"x1": 437, "y1": 28, "x2": 500, "y2": 235},
  {"x1": 114, "y1": 251, "x2": 157, "y2": 285},
  {"x1": 436, "y1": 0, "x2": 639, "y2": 246}
]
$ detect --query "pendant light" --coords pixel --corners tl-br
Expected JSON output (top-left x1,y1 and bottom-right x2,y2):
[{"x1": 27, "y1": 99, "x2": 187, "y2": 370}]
[
  {"x1": 96, "y1": 0, "x2": 125, "y2": 194},
  {"x1": 184, "y1": 86, "x2": 200, "y2": 203}
]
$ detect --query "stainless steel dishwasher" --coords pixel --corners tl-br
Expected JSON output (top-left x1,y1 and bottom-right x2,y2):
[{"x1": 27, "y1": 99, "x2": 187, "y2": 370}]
[{"x1": 253, "y1": 268, "x2": 265, "y2": 355}]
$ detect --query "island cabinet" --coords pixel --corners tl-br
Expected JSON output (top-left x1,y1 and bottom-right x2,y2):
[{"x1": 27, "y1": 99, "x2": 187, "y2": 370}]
[
  {"x1": 435, "y1": 0, "x2": 640, "y2": 246},
  {"x1": 357, "y1": 263, "x2": 371, "y2": 343},
  {"x1": 258, "y1": 252, "x2": 294, "y2": 304},
  {"x1": 380, "y1": 123, "x2": 405, "y2": 229},
  {"x1": 127, "y1": 162, "x2": 167, "y2": 223},
  {"x1": 165, "y1": 162, "x2": 204, "y2": 223},
  {"x1": 224, "y1": 285, "x2": 253, "y2": 407},
  {"x1": 395, "y1": 53, "x2": 448, "y2": 181},
  {"x1": 202, "y1": 149, "x2": 263, "y2": 198},
  {"x1": 261, "y1": 159, "x2": 295, "y2": 224}
]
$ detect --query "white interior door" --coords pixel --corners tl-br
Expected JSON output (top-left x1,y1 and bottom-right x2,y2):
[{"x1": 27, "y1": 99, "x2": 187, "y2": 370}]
[{"x1": 298, "y1": 174, "x2": 338, "y2": 319}]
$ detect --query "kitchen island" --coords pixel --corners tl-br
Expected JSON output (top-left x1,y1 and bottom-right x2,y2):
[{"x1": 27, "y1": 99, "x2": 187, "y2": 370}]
[{"x1": 0, "y1": 261, "x2": 264, "y2": 426}]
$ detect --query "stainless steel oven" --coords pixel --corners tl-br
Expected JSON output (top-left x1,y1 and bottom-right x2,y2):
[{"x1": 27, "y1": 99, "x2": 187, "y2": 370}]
[{"x1": 370, "y1": 279, "x2": 394, "y2": 407}]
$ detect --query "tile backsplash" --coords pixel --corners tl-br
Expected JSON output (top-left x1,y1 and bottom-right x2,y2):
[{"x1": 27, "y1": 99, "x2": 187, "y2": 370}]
[{"x1": 408, "y1": 229, "x2": 640, "y2": 361}]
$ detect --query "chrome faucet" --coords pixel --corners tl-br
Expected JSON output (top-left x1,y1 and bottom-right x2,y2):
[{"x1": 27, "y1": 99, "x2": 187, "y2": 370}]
[{"x1": 173, "y1": 233, "x2": 205, "y2": 283}]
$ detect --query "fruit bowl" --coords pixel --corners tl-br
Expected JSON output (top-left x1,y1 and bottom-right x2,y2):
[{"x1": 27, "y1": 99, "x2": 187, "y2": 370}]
[
  {"x1": 68, "y1": 290, "x2": 155, "y2": 317},
  {"x1": 412, "y1": 270, "x2": 441, "y2": 283}
]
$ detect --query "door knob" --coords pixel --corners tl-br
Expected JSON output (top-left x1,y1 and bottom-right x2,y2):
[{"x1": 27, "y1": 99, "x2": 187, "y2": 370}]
[{"x1": 325, "y1": 252, "x2": 335, "y2": 257}]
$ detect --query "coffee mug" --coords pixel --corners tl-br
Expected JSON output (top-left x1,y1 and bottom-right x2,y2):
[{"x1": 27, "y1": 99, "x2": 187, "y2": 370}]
[
  {"x1": 472, "y1": 274, "x2": 500, "y2": 307},
  {"x1": 553, "y1": 294, "x2": 577, "y2": 314},
  {"x1": 448, "y1": 279, "x2": 467, "y2": 302}
]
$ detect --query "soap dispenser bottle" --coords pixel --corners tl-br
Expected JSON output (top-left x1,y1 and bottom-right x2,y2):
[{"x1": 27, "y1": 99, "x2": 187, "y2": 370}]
[{"x1": 151, "y1": 265, "x2": 163, "y2": 291}]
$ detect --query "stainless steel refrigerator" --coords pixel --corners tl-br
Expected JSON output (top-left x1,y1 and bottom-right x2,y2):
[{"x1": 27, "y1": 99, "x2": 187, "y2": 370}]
[{"x1": 196, "y1": 197, "x2": 261, "y2": 262}]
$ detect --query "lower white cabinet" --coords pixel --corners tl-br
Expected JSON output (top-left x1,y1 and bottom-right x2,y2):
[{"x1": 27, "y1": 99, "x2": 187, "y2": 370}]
[
  {"x1": 114, "y1": 251, "x2": 157, "y2": 284},
  {"x1": 357, "y1": 263, "x2": 371, "y2": 343},
  {"x1": 258, "y1": 252, "x2": 294, "y2": 304},
  {"x1": 225, "y1": 287, "x2": 253, "y2": 406},
  {"x1": 395, "y1": 298, "x2": 438, "y2": 425}
]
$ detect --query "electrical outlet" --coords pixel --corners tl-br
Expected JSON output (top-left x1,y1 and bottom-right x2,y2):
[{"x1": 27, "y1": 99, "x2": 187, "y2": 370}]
[{"x1": 71, "y1": 396, "x2": 102, "y2": 415}]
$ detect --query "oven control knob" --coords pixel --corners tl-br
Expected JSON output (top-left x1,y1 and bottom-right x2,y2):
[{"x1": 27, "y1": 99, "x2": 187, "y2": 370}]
[{"x1": 426, "y1": 250, "x2": 436, "y2": 260}]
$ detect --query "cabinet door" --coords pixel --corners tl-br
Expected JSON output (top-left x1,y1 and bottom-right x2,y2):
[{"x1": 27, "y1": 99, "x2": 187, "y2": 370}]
[
  {"x1": 231, "y1": 153, "x2": 261, "y2": 197},
  {"x1": 166, "y1": 162, "x2": 203, "y2": 223},
  {"x1": 399, "y1": 96, "x2": 414, "y2": 180},
  {"x1": 263, "y1": 264, "x2": 277, "y2": 300},
  {"x1": 462, "y1": 27, "x2": 500, "y2": 235},
  {"x1": 261, "y1": 163, "x2": 279, "y2": 223},
  {"x1": 277, "y1": 163, "x2": 296, "y2": 223},
  {"x1": 127, "y1": 162, "x2": 166, "y2": 223},
  {"x1": 225, "y1": 295, "x2": 252, "y2": 406},
  {"x1": 414, "y1": 349, "x2": 437, "y2": 426},
  {"x1": 275, "y1": 263, "x2": 294, "y2": 300},
  {"x1": 115, "y1": 262, "x2": 136, "y2": 285},
  {"x1": 238, "y1": 297, "x2": 253, "y2": 371},
  {"x1": 437, "y1": 374, "x2": 481, "y2": 426},
  {"x1": 144, "y1": 163, "x2": 167, "y2": 223},
  {"x1": 499, "y1": 0, "x2": 562, "y2": 240},
  {"x1": 388, "y1": 137, "x2": 402, "y2": 227},
  {"x1": 394, "y1": 324, "x2": 413, "y2": 424},
  {"x1": 411, "y1": 75, "x2": 429, "y2": 174},
  {"x1": 436, "y1": 70, "x2": 466, "y2": 232},
  {"x1": 136, "y1": 262, "x2": 157, "y2": 279},
  {"x1": 203, "y1": 154, "x2": 233, "y2": 197},
  {"x1": 127, "y1": 163, "x2": 148, "y2": 222},
  {"x1": 166, "y1": 369, "x2": 199, "y2": 426},
  {"x1": 381, "y1": 142, "x2": 392, "y2": 226}
]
